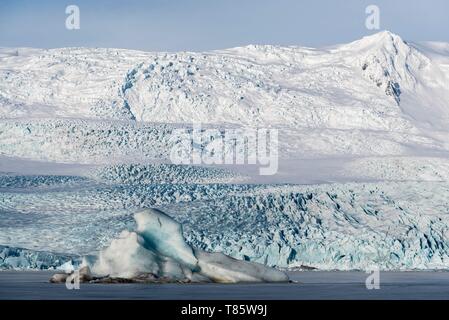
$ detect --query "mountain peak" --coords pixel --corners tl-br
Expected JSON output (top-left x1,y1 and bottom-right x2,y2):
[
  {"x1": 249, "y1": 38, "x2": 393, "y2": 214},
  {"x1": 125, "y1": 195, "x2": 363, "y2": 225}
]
[
  {"x1": 343, "y1": 31, "x2": 407, "y2": 52},
  {"x1": 344, "y1": 31, "x2": 425, "y2": 105},
  {"x1": 367, "y1": 30, "x2": 403, "y2": 41}
]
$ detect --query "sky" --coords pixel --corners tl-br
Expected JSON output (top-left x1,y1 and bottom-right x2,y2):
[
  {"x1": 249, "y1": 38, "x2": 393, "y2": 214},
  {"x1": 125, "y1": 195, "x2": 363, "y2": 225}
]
[{"x1": 0, "y1": 0, "x2": 448, "y2": 51}]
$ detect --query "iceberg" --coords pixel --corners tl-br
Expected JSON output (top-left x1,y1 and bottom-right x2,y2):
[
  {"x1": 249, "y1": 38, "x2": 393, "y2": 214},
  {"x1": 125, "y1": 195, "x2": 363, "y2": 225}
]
[{"x1": 75, "y1": 208, "x2": 289, "y2": 283}]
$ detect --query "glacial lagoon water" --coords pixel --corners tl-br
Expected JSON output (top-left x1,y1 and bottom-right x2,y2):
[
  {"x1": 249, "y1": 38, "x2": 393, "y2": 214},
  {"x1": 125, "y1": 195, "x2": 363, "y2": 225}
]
[{"x1": 1, "y1": 271, "x2": 449, "y2": 300}]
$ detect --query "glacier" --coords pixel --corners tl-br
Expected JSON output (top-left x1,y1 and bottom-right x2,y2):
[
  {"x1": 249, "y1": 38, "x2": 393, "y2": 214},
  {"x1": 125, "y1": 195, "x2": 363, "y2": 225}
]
[
  {"x1": 1, "y1": 171, "x2": 449, "y2": 271},
  {"x1": 1, "y1": 31, "x2": 449, "y2": 272},
  {"x1": 0, "y1": 245, "x2": 79, "y2": 271}
]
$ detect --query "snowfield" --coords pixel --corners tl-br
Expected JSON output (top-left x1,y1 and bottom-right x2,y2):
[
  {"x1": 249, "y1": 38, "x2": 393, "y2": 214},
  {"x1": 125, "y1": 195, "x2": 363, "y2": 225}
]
[{"x1": 1, "y1": 31, "x2": 449, "y2": 271}]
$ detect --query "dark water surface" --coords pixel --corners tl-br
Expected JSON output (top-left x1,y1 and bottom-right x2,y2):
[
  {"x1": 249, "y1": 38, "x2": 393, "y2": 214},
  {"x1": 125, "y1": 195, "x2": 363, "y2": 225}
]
[{"x1": 2, "y1": 271, "x2": 449, "y2": 300}]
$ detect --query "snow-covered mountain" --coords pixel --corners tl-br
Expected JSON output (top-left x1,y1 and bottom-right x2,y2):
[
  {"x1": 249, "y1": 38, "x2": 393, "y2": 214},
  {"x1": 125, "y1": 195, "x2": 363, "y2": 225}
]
[
  {"x1": 1, "y1": 31, "x2": 449, "y2": 129},
  {"x1": 1, "y1": 31, "x2": 449, "y2": 271},
  {"x1": 1, "y1": 31, "x2": 449, "y2": 182}
]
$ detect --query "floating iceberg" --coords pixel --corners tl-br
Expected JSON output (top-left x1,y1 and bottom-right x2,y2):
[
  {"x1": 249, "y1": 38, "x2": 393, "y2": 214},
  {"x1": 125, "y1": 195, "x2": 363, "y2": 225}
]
[{"x1": 77, "y1": 208, "x2": 289, "y2": 283}]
